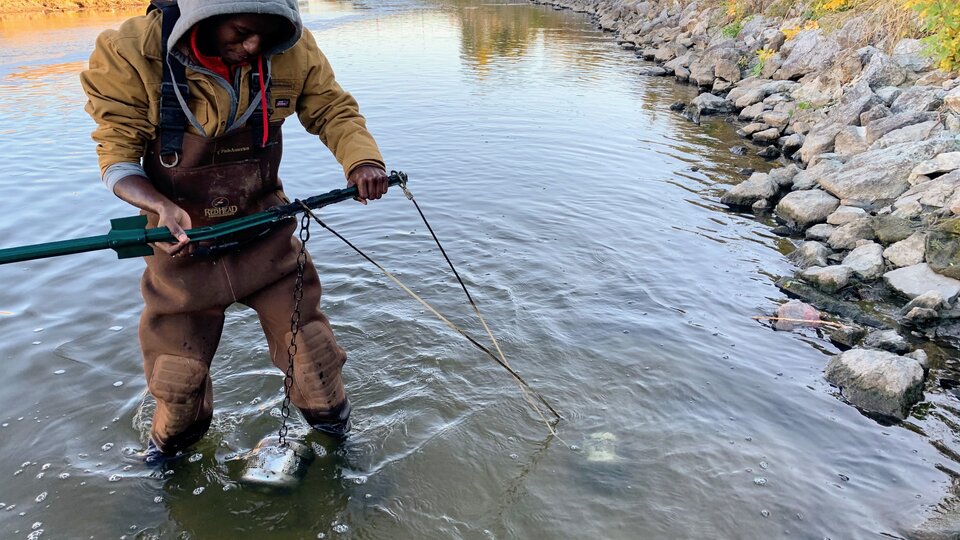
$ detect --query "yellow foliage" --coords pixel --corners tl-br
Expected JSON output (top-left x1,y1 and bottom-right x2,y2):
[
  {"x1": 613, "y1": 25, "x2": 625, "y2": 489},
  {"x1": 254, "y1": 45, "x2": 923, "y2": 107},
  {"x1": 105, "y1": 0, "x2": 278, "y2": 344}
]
[
  {"x1": 782, "y1": 20, "x2": 819, "y2": 40},
  {"x1": 903, "y1": 0, "x2": 960, "y2": 72}
]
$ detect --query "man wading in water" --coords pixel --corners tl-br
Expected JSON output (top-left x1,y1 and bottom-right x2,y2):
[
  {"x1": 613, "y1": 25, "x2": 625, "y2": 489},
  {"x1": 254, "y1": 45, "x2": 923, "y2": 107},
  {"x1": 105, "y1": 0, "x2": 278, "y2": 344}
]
[{"x1": 80, "y1": 0, "x2": 388, "y2": 463}]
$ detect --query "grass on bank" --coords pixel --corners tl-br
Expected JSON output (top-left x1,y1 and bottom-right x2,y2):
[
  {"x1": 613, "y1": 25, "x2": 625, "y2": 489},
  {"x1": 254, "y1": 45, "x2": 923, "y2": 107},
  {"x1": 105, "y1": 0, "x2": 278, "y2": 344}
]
[{"x1": 716, "y1": 0, "x2": 959, "y2": 72}]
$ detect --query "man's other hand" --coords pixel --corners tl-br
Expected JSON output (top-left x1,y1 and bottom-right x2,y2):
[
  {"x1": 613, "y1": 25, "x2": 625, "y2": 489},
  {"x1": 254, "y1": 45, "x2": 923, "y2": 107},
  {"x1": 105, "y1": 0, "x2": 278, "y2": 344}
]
[
  {"x1": 156, "y1": 202, "x2": 192, "y2": 256},
  {"x1": 347, "y1": 165, "x2": 389, "y2": 205}
]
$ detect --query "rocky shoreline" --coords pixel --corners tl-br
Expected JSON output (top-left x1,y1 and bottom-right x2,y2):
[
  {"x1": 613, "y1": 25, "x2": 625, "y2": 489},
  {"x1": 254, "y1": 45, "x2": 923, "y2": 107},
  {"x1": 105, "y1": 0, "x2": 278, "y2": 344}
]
[{"x1": 534, "y1": 0, "x2": 960, "y2": 425}]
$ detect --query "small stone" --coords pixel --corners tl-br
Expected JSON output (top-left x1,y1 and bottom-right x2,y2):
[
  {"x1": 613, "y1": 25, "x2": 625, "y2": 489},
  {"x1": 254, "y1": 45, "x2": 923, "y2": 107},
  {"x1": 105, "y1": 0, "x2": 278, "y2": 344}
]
[
  {"x1": 721, "y1": 172, "x2": 778, "y2": 208},
  {"x1": 828, "y1": 323, "x2": 868, "y2": 348},
  {"x1": 827, "y1": 205, "x2": 868, "y2": 226},
  {"x1": 806, "y1": 223, "x2": 837, "y2": 241},
  {"x1": 883, "y1": 232, "x2": 926, "y2": 268},
  {"x1": 863, "y1": 329, "x2": 911, "y2": 354},
  {"x1": 841, "y1": 242, "x2": 885, "y2": 280},
  {"x1": 828, "y1": 218, "x2": 876, "y2": 250},
  {"x1": 757, "y1": 145, "x2": 781, "y2": 159},
  {"x1": 753, "y1": 128, "x2": 782, "y2": 143},
  {"x1": 790, "y1": 241, "x2": 832, "y2": 269}
]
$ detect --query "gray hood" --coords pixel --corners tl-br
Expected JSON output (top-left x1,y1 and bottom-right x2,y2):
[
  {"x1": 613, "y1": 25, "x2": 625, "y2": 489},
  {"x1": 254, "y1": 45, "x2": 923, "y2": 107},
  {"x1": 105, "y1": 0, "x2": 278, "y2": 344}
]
[{"x1": 167, "y1": 0, "x2": 303, "y2": 55}]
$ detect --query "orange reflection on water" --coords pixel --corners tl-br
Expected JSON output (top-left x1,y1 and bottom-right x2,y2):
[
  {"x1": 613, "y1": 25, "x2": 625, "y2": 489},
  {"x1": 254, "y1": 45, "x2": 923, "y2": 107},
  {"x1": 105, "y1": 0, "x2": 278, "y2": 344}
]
[
  {"x1": 6, "y1": 61, "x2": 87, "y2": 81},
  {"x1": 0, "y1": 8, "x2": 140, "y2": 44}
]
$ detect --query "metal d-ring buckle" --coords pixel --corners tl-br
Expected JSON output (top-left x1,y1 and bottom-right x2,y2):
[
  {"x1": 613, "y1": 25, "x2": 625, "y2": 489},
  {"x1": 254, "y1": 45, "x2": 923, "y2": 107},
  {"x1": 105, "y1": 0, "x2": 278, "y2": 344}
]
[{"x1": 159, "y1": 152, "x2": 180, "y2": 168}]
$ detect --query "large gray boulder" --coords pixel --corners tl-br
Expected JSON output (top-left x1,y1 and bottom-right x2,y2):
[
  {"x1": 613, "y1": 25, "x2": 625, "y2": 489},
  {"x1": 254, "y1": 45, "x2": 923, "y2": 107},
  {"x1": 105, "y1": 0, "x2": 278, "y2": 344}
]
[
  {"x1": 863, "y1": 112, "x2": 937, "y2": 145},
  {"x1": 869, "y1": 120, "x2": 942, "y2": 150},
  {"x1": 891, "y1": 38, "x2": 935, "y2": 72},
  {"x1": 825, "y1": 348, "x2": 924, "y2": 419},
  {"x1": 854, "y1": 49, "x2": 909, "y2": 89},
  {"x1": 776, "y1": 189, "x2": 840, "y2": 229},
  {"x1": 776, "y1": 29, "x2": 841, "y2": 81},
  {"x1": 720, "y1": 172, "x2": 778, "y2": 207},
  {"x1": 884, "y1": 263, "x2": 960, "y2": 301},
  {"x1": 891, "y1": 86, "x2": 947, "y2": 114},
  {"x1": 731, "y1": 80, "x2": 799, "y2": 109},
  {"x1": 818, "y1": 138, "x2": 960, "y2": 202}
]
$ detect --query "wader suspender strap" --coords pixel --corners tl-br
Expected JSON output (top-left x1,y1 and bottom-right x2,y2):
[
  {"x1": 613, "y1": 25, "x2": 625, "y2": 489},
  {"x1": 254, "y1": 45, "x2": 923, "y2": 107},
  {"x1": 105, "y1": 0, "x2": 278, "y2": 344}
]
[
  {"x1": 149, "y1": 0, "x2": 189, "y2": 163},
  {"x1": 249, "y1": 63, "x2": 271, "y2": 149}
]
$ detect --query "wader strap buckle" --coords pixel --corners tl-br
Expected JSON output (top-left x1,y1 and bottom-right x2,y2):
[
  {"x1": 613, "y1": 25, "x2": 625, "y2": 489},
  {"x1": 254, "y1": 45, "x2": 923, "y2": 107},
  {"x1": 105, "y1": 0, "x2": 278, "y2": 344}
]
[{"x1": 158, "y1": 151, "x2": 180, "y2": 168}]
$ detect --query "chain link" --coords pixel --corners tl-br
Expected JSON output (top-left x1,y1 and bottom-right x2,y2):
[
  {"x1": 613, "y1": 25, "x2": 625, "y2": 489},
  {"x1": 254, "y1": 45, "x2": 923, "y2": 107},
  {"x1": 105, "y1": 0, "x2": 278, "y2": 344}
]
[{"x1": 278, "y1": 212, "x2": 311, "y2": 447}]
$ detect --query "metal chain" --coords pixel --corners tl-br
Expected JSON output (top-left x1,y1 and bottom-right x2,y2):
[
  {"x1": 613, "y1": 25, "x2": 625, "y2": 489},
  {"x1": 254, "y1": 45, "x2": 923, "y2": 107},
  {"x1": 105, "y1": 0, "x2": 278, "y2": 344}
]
[{"x1": 278, "y1": 211, "x2": 311, "y2": 447}]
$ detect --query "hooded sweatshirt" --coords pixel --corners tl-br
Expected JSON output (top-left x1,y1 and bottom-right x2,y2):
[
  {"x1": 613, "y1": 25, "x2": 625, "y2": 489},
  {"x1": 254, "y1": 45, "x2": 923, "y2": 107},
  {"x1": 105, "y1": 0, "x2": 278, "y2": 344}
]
[{"x1": 81, "y1": 0, "x2": 384, "y2": 193}]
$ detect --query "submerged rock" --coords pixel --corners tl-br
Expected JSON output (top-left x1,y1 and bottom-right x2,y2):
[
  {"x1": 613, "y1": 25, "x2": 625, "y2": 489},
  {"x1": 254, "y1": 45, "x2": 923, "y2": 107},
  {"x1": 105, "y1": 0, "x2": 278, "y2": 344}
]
[
  {"x1": 774, "y1": 299, "x2": 821, "y2": 331},
  {"x1": 825, "y1": 348, "x2": 924, "y2": 419}
]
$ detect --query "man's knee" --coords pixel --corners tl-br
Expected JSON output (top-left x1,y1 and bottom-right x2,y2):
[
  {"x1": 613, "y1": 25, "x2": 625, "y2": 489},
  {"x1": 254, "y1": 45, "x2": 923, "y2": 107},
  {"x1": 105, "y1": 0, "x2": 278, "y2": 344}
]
[
  {"x1": 286, "y1": 320, "x2": 347, "y2": 410},
  {"x1": 148, "y1": 354, "x2": 212, "y2": 448}
]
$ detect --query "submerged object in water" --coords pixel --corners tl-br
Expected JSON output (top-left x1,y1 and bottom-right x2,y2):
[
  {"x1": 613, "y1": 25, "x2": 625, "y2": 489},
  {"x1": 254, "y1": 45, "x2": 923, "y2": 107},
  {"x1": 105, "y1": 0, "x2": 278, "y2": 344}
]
[
  {"x1": 241, "y1": 436, "x2": 315, "y2": 488},
  {"x1": 585, "y1": 432, "x2": 618, "y2": 463}
]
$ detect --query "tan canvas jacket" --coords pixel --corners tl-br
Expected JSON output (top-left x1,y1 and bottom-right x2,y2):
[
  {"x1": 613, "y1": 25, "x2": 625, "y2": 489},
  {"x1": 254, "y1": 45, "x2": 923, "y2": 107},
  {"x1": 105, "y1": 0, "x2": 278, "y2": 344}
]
[{"x1": 80, "y1": 10, "x2": 384, "y2": 180}]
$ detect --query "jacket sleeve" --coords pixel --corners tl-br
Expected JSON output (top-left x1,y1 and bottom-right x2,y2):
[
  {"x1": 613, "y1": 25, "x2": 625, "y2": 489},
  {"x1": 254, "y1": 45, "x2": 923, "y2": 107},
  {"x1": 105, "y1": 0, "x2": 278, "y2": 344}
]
[
  {"x1": 80, "y1": 29, "x2": 155, "y2": 178},
  {"x1": 295, "y1": 30, "x2": 385, "y2": 177}
]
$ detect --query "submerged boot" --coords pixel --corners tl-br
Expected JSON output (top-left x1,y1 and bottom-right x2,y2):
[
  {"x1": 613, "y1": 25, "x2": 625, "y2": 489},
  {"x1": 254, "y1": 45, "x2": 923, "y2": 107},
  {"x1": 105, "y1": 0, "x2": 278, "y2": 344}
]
[
  {"x1": 142, "y1": 438, "x2": 182, "y2": 466},
  {"x1": 304, "y1": 398, "x2": 352, "y2": 438}
]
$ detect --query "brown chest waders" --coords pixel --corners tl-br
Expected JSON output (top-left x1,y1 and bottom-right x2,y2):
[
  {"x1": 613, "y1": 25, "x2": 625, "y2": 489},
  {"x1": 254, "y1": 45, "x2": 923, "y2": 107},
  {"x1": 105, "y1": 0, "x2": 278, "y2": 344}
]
[{"x1": 139, "y1": 127, "x2": 351, "y2": 455}]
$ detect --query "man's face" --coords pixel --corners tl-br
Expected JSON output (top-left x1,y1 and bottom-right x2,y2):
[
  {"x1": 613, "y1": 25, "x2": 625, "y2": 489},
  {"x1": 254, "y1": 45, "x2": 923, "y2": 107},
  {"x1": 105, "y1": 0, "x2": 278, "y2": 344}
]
[{"x1": 207, "y1": 14, "x2": 288, "y2": 65}]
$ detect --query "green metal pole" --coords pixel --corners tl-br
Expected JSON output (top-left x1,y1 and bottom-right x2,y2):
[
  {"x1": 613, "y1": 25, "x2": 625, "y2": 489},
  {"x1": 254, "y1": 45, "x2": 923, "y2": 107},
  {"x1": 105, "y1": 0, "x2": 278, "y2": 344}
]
[{"x1": 0, "y1": 172, "x2": 407, "y2": 265}]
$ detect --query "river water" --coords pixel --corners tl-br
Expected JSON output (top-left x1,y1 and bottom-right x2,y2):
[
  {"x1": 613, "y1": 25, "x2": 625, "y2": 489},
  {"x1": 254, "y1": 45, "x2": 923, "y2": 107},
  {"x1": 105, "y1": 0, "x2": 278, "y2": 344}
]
[{"x1": 0, "y1": 1, "x2": 956, "y2": 538}]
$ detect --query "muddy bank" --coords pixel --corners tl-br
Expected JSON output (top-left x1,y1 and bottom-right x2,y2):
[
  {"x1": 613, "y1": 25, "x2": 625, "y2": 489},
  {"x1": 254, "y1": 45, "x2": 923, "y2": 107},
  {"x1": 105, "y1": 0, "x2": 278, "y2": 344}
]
[{"x1": 0, "y1": 0, "x2": 141, "y2": 15}]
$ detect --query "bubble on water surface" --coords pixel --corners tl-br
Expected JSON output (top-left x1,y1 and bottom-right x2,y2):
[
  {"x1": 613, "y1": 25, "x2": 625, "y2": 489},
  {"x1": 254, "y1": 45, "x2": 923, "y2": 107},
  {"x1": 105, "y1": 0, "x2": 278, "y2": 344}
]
[
  {"x1": 332, "y1": 523, "x2": 349, "y2": 534},
  {"x1": 112, "y1": 381, "x2": 124, "y2": 388},
  {"x1": 31, "y1": 522, "x2": 42, "y2": 530},
  {"x1": 57, "y1": 473, "x2": 69, "y2": 480},
  {"x1": 102, "y1": 443, "x2": 114, "y2": 452},
  {"x1": 53, "y1": 370, "x2": 65, "y2": 375},
  {"x1": 509, "y1": 453, "x2": 519, "y2": 460},
  {"x1": 759, "y1": 461, "x2": 769, "y2": 470},
  {"x1": 33, "y1": 328, "x2": 43, "y2": 333},
  {"x1": 27, "y1": 530, "x2": 43, "y2": 540},
  {"x1": 108, "y1": 475, "x2": 121, "y2": 482},
  {"x1": 109, "y1": 326, "x2": 123, "y2": 331},
  {"x1": 761, "y1": 509, "x2": 770, "y2": 518},
  {"x1": 122, "y1": 465, "x2": 133, "y2": 472},
  {"x1": 188, "y1": 453, "x2": 202, "y2": 463},
  {"x1": 35, "y1": 472, "x2": 44, "y2": 479},
  {"x1": 1, "y1": 423, "x2": 7, "y2": 428},
  {"x1": 14, "y1": 469, "x2": 23, "y2": 476},
  {"x1": 35, "y1": 492, "x2": 47, "y2": 503},
  {"x1": 40, "y1": 464, "x2": 50, "y2": 471},
  {"x1": 192, "y1": 487, "x2": 204, "y2": 495},
  {"x1": 32, "y1": 342, "x2": 41, "y2": 345},
  {"x1": 353, "y1": 476, "x2": 367, "y2": 485},
  {"x1": 753, "y1": 477, "x2": 767, "y2": 486},
  {"x1": 153, "y1": 496, "x2": 163, "y2": 504},
  {"x1": 316, "y1": 534, "x2": 326, "y2": 539}
]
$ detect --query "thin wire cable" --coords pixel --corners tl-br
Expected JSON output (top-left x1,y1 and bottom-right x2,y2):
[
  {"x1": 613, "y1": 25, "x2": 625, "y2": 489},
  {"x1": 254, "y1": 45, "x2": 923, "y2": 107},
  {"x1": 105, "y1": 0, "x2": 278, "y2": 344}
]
[
  {"x1": 296, "y1": 202, "x2": 561, "y2": 423},
  {"x1": 400, "y1": 188, "x2": 561, "y2": 433}
]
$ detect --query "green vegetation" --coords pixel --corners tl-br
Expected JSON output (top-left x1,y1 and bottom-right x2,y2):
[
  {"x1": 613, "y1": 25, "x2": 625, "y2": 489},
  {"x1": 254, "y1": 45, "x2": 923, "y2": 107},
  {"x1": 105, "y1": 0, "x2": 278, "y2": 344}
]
[{"x1": 906, "y1": 0, "x2": 960, "y2": 72}]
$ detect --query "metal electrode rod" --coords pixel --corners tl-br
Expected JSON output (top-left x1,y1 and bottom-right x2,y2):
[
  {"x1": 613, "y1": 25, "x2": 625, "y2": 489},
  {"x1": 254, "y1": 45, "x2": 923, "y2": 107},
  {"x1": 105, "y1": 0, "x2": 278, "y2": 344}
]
[{"x1": 0, "y1": 172, "x2": 407, "y2": 265}]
